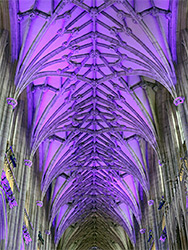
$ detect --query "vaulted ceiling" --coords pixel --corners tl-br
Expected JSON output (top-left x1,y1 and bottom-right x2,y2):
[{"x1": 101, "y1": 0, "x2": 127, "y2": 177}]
[{"x1": 8, "y1": 0, "x2": 178, "y2": 249}]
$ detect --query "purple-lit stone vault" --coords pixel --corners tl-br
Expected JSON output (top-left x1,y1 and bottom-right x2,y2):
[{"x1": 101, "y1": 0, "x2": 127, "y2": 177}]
[
  {"x1": 9, "y1": 0, "x2": 178, "y2": 247},
  {"x1": 22, "y1": 224, "x2": 32, "y2": 245}
]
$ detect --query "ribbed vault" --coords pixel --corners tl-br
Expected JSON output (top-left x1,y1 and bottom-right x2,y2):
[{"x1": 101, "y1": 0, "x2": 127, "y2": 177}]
[{"x1": 9, "y1": 0, "x2": 178, "y2": 248}]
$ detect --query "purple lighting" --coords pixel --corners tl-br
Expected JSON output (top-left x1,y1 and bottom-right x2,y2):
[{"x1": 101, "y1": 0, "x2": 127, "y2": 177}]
[
  {"x1": 186, "y1": 196, "x2": 188, "y2": 209},
  {"x1": 160, "y1": 235, "x2": 166, "y2": 242},
  {"x1": 36, "y1": 200, "x2": 43, "y2": 207},
  {"x1": 6, "y1": 98, "x2": 17, "y2": 109},
  {"x1": 22, "y1": 224, "x2": 32, "y2": 245},
  {"x1": 173, "y1": 97, "x2": 185, "y2": 106},
  {"x1": 1, "y1": 170, "x2": 17, "y2": 209},
  {"x1": 140, "y1": 228, "x2": 146, "y2": 234},
  {"x1": 0, "y1": 187, "x2": 8, "y2": 249},
  {"x1": 148, "y1": 200, "x2": 154, "y2": 206},
  {"x1": 24, "y1": 160, "x2": 32, "y2": 167},
  {"x1": 160, "y1": 227, "x2": 167, "y2": 242},
  {"x1": 10, "y1": 0, "x2": 178, "y2": 247}
]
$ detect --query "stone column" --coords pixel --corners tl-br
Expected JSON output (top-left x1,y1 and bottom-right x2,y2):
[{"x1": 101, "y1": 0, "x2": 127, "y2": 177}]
[
  {"x1": 159, "y1": 161, "x2": 172, "y2": 249},
  {"x1": 176, "y1": 100, "x2": 188, "y2": 149},
  {"x1": 13, "y1": 159, "x2": 32, "y2": 250},
  {"x1": 27, "y1": 172, "x2": 37, "y2": 250},
  {"x1": 173, "y1": 179, "x2": 187, "y2": 250},
  {"x1": 48, "y1": 233, "x2": 52, "y2": 250},
  {"x1": 32, "y1": 200, "x2": 43, "y2": 250},
  {"x1": 0, "y1": 188, "x2": 8, "y2": 250},
  {"x1": 45, "y1": 230, "x2": 51, "y2": 249},
  {"x1": 0, "y1": 98, "x2": 17, "y2": 174},
  {"x1": 7, "y1": 144, "x2": 25, "y2": 249},
  {"x1": 148, "y1": 200, "x2": 159, "y2": 250},
  {"x1": 139, "y1": 228, "x2": 146, "y2": 250}
]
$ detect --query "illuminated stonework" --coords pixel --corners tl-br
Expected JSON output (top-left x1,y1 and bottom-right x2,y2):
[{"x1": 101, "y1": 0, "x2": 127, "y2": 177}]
[
  {"x1": 0, "y1": 0, "x2": 187, "y2": 249},
  {"x1": 173, "y1": 96, "x2": 185, "y2": 106},
  {"x1": 6, "y1": 98, "x2": 17, "y2": 109},
  {"x1": 10, "y1": 0, "x2": 178, "y2": 247}
]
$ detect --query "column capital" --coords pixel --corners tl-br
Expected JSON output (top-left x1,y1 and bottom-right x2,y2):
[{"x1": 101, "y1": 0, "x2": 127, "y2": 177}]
[
  {"x1": 36, "y1": 201, "x2": 43, "y2": 207},
  {"x1": 158, "y1": 160, "x2": 166, "y2": 166},
  {"x1": 148, "y1": 200, "x2": 154, "y2": 206},
  {"x1": 173, "y1": 96, "x2": 185, "y2": 106},
  {"x1": 6, "y1": 97, "x2": 17, "y2": 109},
  {"x1": 24, "y1": 159, "x2": 32, "y2": 167},
  {"x1": 140, "y1": 228, "x2": 146, "y2": 234},
  {"x1": 45, "y1": 230, "x2": 51, "y2": 235}
]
